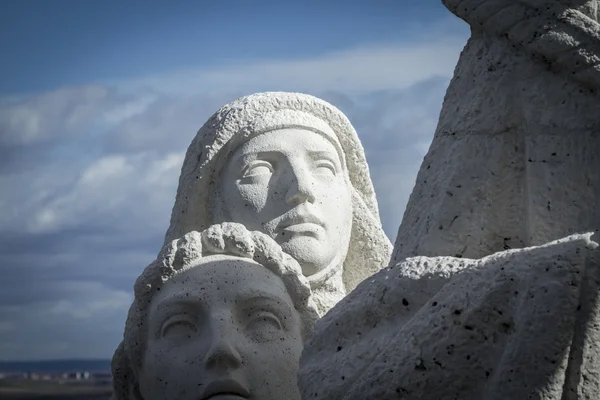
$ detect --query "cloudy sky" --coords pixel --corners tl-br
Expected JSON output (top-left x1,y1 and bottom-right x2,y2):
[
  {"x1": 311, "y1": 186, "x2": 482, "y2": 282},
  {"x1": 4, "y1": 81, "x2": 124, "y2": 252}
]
[{"x1": 0, "y1": 0, "x2": 469, "y2": 361}]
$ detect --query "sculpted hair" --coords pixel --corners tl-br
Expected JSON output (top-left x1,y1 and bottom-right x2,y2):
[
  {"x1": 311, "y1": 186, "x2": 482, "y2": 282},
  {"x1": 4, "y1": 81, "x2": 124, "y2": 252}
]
[{"x1": 110, "y1": 223, "x2": 319, "y2": 400}]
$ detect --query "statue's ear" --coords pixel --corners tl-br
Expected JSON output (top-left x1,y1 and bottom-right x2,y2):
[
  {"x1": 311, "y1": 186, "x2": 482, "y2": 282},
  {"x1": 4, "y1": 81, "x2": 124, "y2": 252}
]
[{"x1": 111, "y1": 341, "x2": 142, "y2": 400}]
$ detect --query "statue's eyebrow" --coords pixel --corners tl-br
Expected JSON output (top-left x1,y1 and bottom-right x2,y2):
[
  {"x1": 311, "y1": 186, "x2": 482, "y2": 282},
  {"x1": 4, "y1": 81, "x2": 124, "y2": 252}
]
[
  {"x1": 239, "y1": 150, "x2": 279, "y2": 159},
  {"x1": 235, "y1": 291, "x2": 283, "y2": 303},
  {"x1": 234, "y1": 151, "x2": 280, "y2": 168},
  {"x1": 150, "y1": 294, "x2": 203, "y2": 319},
  {"x1": 307, "y1": 150, "x2": 341, "y2": 163},
  {"x1": 235, "y1": 293, "x2": 294, "y2": 317}
]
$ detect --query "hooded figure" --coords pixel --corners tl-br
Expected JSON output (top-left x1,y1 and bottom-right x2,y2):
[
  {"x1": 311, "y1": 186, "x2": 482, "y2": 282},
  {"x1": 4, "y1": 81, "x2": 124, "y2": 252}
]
[{"x1": 165, "y1": 92, "x2": 392, "y2": 314}]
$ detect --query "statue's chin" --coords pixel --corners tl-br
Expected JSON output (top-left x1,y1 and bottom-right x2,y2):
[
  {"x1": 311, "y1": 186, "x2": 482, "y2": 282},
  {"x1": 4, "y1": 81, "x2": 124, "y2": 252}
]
[{"x1": 279, "y1": 236, "x2": 332, "y2": 278}]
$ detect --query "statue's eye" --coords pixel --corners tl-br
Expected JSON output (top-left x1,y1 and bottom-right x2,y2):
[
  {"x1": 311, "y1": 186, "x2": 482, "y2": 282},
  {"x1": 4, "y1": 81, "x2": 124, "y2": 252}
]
[
  {"x1": 242, "y1": 161, "x2": 274, "y2": 178},
  {"x1": 315, "y1": 160, "x2": 336, "y2": 176},
  {"x1": 246, "y1": 310, "x2": 283, "y2": 341},
  {"x1": 161, "y1": 318, "x2": 197, "y2": 338}
]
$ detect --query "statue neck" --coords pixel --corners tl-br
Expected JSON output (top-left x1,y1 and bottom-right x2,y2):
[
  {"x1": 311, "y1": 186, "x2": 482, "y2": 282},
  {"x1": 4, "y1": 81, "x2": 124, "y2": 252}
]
[{"x1": 309, "y1": 265, "x2": 346, "y2": 316}]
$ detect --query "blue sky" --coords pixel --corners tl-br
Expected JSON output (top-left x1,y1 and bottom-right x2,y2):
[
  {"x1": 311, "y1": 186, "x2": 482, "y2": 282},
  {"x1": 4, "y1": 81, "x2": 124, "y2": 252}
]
[
  {"x1": 1, "y1": 0, "x2": 452, "y2": 94},
  {"x1": 0, "y1": 0, "x2": 469, "y2": 360}
]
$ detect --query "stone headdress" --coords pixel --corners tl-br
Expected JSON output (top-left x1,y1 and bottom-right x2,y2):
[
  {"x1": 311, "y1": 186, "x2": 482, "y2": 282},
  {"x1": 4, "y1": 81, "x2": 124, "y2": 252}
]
[{"x1": 165, "y1": 92, "x2": 392, "y2": 293}]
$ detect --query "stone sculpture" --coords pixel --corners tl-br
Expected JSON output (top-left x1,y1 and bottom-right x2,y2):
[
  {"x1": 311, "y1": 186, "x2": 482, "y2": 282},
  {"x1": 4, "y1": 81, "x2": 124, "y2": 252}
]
[
  {"x1": 165, "y1": 92, "x2": 392, "y2": 314},
  {"x1": 299, "y1": 233, "x2": 599, "y2": 399},
  {"x1": 111, "y1": 223, "x2": 319, "y2": 400}
]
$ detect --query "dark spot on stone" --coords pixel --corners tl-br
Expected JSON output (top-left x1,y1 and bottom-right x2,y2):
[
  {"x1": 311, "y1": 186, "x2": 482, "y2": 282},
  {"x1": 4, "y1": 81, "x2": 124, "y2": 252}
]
[
  {"x1": 464, "y1": 325, "x2": 474, "y2": 330},
  {"x1": 337, "y1": 346, "x2": 342, "y2": 352},
  {"x1": 501, "y1": 322, "x2": 514, "y2": 333},
  {"x1": 402, "y1": 298, "x2": 409, "y2": 306},
  {"x1": 454, "y1": 309, "x2": 462, "y2": 315}
]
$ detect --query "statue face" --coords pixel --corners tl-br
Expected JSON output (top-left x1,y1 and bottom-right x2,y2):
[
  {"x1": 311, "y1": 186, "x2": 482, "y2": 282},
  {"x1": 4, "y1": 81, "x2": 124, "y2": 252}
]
[
  {"x1": 220, "y1": 128, "x2": 353, "y2": 277},
  {"x1": 138, "y1": 255, "x2": 303, "y2": 400}
]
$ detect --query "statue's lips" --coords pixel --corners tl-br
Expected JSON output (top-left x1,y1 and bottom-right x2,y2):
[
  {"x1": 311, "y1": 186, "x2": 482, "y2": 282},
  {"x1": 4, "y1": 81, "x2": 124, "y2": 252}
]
[
  {"x1": 200, "y1": 379, "x2": 250, "y2": 400},
  {"x1": 278, "y1": 212, "x2": 325, "y2": 233},
  {"x1": 282, "y1": 222, "x2": 322, "y2": 233}
]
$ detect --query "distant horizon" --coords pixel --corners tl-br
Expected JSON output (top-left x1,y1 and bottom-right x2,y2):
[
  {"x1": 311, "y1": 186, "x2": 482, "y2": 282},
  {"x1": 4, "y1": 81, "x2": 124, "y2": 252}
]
[
  {"x1": 0, "y1": 359, "x2": 112, "y2": 374},
  {"x1": 0, "y1": 358, "x2": 111, "y2": 362}
]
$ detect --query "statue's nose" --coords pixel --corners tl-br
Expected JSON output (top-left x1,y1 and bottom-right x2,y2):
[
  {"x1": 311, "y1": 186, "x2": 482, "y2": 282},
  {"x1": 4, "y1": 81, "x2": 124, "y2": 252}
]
[
  {"x1": 285, "y1": 168, "x2": 316, "y2": 205},
  {"x1": 203, "y1": 317, "x2": 242, "y2": 371}
]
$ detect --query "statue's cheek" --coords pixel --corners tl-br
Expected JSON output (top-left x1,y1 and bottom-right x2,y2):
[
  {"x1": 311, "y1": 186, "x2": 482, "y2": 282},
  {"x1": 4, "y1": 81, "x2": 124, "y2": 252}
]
[{"x1": 232, "y1": 180, "x2": 271, "y2": 212}]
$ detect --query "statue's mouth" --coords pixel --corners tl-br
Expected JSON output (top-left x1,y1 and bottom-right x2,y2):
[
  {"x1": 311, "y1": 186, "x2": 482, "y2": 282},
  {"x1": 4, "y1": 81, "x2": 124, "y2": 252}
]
[
  {"x1": 278, "y1": 209, "x2": 325, "y2": 232},
  {"x1": 200, "y1": 379, "x2": 250, "y2": 400}
]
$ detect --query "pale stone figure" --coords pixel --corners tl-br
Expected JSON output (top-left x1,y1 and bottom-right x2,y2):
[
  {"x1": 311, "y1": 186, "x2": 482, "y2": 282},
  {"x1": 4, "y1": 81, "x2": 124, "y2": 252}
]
[
  {"x1": 165, "y1": 92, "x2": 392, "y2": 314},
  {"x1": 111, "y1": 223, "x2": 318, "y2": 400}
]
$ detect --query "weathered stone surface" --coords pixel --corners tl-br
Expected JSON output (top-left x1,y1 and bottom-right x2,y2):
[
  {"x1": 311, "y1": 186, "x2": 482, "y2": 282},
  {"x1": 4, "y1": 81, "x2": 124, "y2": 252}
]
[
  {"x1": 299, "y1": 233, "x2": 598, "y2": 400},
  {"x1": 394, "y1": 1, "x2": 600, "y2": 262}
]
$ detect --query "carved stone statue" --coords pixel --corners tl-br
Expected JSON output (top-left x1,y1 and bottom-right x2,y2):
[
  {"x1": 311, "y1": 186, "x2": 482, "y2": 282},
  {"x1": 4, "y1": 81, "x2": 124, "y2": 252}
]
[
  {"x1": 111, "y1": 223, "x2": 319, "y2": 400},
  {"x1": 165, "y1": 92, "x2": 392, "y2": 314}
]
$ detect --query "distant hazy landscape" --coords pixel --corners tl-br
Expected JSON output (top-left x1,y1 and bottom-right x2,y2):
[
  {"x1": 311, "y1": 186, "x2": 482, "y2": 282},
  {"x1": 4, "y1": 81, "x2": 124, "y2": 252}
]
[
  {"x1": 0, "y1": 360, "x2": 112, "y2": 400},
  {"x1": 0, "y1": 360, "x2": 111, "y2": 374}
]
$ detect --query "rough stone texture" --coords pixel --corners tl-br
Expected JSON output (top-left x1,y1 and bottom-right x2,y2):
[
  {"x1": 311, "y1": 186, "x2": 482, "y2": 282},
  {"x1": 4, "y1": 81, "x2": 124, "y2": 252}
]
[
  {"x1": 299, "y1": 233, "x2": 599, "y2": 400},
  {"x1": 165, "y1": 92, "x2": 392, "y2": 314},
  {"x1": 394, "y1": 0, "x2": 600, "y2": 262}
]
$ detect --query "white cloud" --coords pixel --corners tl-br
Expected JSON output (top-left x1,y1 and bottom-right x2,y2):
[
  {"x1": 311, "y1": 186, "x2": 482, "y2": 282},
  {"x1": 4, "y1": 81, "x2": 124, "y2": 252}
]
[
  {"x1": 47, "y1": 282, "x2": 132, "y2": 320},
  {"x1": 121, "y1": 36, "x2": 466, "y2": 96},
  {"x1": 24, "y1": 151, "x2": 184, "y2": 234},
  {"x1": 0, "y1": 282, "x2": 132, "y2": 360},
  {"x1": 79, "y1": 155, "x2": 134, "y2": 186},
  {"x1": 102, "y1": 93, "x2": 158, "y2": 125}
]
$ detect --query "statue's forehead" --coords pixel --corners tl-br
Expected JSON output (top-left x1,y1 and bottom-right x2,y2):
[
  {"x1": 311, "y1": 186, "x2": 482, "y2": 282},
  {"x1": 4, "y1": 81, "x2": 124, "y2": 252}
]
[
  {"x1": 234, "y1": 128, "x2": 340, "y2": 156},
  {"x1": 149, "y1": 260, "x2": 293, "y2": 310}
]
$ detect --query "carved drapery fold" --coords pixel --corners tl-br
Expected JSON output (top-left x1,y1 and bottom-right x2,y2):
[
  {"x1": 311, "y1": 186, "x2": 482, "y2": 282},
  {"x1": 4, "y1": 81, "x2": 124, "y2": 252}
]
[{"x1": 443, "y1": 0, "x2": 600, "y2": 91}]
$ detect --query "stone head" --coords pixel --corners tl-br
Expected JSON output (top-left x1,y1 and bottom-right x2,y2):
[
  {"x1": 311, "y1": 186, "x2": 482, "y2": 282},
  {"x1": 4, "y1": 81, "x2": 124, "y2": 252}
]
[
  {"x1": 111, "y1": 224, "x2": 319, "y2": 400},
  {"x1": 165, "y1": 92, "x2": 392, "y2": 305}
]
